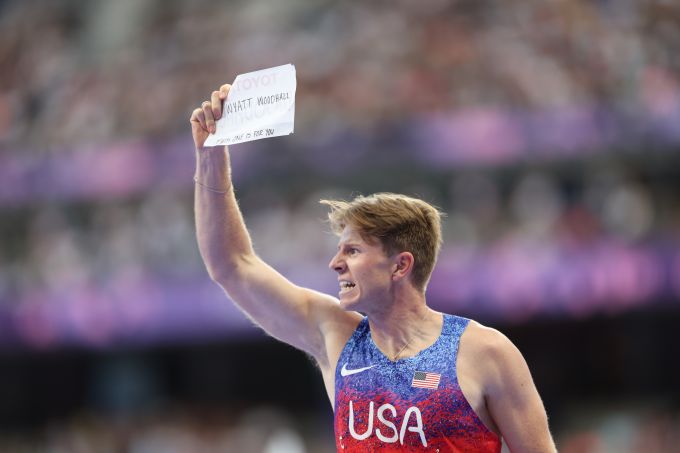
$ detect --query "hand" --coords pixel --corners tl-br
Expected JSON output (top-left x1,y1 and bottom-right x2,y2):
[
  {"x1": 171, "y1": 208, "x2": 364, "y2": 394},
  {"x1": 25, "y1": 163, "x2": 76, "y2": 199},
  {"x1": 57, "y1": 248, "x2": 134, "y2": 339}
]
[{"x1": 189, "y1": 84, "x2": 231, "y2": 150}]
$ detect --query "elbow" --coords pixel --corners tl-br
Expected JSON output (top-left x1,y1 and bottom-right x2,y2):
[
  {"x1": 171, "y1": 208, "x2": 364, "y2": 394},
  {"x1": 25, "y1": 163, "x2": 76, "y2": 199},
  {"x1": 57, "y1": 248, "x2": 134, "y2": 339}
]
[
  {"x1": 206, "y1": 265, "x2": 238, "y2": 289},
  {"x1": 205, "y1": 254, "x2": 254, "y2": 288},
  {"x1": 206, "y1": 267, "x2": 229, "y2": 286}
]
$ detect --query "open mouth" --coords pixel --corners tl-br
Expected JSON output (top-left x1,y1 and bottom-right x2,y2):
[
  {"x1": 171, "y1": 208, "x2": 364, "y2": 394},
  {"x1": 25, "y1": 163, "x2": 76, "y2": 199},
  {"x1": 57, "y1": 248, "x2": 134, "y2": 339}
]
[{"x1": 339, "y1": 281, "x2": 356, "y2": 293}]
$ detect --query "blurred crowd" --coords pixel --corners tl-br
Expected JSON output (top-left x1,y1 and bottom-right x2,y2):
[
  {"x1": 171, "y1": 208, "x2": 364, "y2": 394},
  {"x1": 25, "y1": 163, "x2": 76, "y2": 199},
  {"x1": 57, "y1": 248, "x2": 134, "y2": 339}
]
[
  {"x1": 0, "y1": 404, "x2": 677, "y2": 453},
  {"x1": 559, "y1": 404, "x2": 680, "y2": 453},
  {"x1": 1, "y1": 0, "x2": 680, "y2": 451},
  {"x1": 1, "y1": 157, "x2": 678, "y2": 345},
  {"x1": 0, "y1": 406, "x2": 330, "y2": 453},
  {"x1": 1, "y1": 0, "x2": 679, "y2": 322},
  {"x1": 0, "y1": 0, "x2": 679, "y2": 150}
]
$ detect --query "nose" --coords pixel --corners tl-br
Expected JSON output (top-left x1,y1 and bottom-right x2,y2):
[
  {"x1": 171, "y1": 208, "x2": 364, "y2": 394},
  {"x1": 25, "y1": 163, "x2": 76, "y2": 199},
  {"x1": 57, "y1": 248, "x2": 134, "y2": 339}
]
[{"x1": 328, "y1": 251, "x2": 345, "y2": 273}]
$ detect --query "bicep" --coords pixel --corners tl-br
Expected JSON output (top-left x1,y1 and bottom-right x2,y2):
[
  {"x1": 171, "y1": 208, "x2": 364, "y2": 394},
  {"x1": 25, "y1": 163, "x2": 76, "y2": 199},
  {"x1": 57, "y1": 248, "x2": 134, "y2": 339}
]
[
  {"x1": 216, "y1": 254, "x2": 348, "y2": 363},
  {"x1": 486, "y1": 337, "x2": 556, "y2": 453}
]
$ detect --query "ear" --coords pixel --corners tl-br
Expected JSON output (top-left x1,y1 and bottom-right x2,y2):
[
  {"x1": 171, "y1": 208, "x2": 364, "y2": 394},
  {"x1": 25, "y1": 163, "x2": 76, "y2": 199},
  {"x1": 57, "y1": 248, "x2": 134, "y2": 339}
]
[{"x1": 391, "y1": 252, "x2": 415, "y2": 282}]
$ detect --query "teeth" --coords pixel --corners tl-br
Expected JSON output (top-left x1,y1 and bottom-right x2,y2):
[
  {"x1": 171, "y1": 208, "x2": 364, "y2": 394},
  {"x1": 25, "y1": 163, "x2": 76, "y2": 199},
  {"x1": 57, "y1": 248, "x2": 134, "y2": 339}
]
[{"x1": 339, "y1": 281, "x2": 356, "y2": 289}]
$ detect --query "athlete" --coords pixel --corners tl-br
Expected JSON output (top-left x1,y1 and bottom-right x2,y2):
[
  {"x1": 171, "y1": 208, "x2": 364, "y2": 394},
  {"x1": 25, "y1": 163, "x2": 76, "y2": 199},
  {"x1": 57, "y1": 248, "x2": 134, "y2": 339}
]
[{"x1": 190, "y1": 84, "x2": 557, "y2": 452}]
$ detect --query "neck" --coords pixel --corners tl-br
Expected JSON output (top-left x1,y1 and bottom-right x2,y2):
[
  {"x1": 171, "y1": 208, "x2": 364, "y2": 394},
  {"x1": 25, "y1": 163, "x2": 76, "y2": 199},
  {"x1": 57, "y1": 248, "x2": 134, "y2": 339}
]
[{"x1": 366, "y1": 287, "x2": 441, "y2": 361}]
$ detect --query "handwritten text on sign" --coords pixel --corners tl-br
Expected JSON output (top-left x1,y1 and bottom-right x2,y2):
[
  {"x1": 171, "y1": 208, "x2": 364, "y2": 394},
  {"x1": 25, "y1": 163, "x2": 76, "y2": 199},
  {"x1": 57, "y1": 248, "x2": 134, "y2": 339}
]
[{"x1": 204, "y1": 64, "x2": 296, "y2": 146}]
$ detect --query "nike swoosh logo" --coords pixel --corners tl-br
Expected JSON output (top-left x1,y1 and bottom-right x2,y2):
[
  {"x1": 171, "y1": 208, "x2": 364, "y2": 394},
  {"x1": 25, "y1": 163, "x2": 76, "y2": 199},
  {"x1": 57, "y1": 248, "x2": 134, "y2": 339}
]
[{"x1": 340, "y1": 363, "x2": 375, "y2": 377}]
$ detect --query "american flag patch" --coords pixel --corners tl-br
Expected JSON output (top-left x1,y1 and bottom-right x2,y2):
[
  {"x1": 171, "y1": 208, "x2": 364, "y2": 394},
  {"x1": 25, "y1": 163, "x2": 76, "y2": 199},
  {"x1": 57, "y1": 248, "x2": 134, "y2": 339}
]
[{"x1": 412, "y1": 371, "x2": 441, "y2": 389}]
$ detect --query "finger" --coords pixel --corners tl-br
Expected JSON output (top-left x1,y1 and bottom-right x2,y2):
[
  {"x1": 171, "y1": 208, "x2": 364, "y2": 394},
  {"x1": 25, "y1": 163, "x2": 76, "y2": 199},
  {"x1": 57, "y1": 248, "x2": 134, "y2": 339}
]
[
  {"x1": 202, "y1": 101, "x2": 215, "y2": 133},
  {"x1": 219, "y1": 83, "x2": 231, "y2": 100},
  {"x1": 190, "y1": 107, "x2": 207, "y2": 130},
  {"x1": 211, "y1": 90, "x2": 222, "y2": 119}
]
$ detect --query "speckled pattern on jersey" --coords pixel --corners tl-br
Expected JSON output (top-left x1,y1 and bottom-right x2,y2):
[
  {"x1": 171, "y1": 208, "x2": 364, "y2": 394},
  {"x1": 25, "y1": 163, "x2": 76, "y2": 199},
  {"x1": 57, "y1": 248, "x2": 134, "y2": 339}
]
[{"x1": 334, "y1": 314, "x2": 502, "y2": 452}]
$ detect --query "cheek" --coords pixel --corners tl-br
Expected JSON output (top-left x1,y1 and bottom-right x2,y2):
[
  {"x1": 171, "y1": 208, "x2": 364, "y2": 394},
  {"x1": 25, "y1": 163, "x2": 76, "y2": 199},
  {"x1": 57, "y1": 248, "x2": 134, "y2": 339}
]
[
  {"x1": 350, "y1": 257, "x2": 393, "y2": 285},
  {"x1": 360, "y1": 267, "x2": 393, "y2": 288}
]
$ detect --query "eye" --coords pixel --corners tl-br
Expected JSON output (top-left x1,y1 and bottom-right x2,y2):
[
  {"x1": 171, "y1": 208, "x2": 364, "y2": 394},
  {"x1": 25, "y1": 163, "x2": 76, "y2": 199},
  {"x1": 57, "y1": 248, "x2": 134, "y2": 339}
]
[{"x1": 347, "y1": 247, "x2": 359, "y2": 256}]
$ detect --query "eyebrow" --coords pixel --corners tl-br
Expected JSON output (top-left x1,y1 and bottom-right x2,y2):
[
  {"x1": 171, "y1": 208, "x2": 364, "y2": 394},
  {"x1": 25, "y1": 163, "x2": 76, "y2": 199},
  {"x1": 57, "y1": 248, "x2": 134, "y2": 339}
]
[{"x1": 337, "y1": 242, "x2": 362, "y2": 250}]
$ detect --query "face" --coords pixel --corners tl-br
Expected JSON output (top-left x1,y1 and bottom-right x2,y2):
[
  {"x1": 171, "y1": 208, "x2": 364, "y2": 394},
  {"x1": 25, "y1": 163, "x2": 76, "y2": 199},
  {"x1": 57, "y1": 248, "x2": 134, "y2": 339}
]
[{"x1": 328, "y1": 225, "x2": 396, "y2": 312}]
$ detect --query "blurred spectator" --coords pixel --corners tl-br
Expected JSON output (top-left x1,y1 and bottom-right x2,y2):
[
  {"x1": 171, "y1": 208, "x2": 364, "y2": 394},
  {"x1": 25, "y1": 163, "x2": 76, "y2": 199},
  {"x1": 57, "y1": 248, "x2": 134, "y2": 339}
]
[
  {"x1": 0, "y1": 0, "x2": 679, "y2": 150},
  {"x1": 0, "y1": 0, "x2": 679, "y2": 449}
]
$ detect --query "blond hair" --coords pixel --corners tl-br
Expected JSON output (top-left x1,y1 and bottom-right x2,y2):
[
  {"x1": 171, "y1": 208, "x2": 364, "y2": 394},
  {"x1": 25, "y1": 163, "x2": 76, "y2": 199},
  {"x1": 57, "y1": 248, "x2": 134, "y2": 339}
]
[{"x1": 320, "y1": 193, "x2": 443, "y2": 291}]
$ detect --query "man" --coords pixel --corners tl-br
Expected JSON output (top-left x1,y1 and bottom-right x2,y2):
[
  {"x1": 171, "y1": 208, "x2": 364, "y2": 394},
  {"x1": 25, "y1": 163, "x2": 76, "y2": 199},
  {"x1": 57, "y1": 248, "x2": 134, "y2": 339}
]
[{"x1": 190, "y1": 84, "x2": 556, "y2": 452}]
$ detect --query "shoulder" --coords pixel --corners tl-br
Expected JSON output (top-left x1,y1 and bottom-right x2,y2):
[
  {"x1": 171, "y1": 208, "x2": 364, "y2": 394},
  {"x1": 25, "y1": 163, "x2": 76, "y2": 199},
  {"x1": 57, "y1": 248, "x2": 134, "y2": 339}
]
[
  {"x1": 308, "y1": 291, "x2": 363, "y2": 368},
  {"x1": 460, "y1": 320, "x2": 517, "y2": 359},
  {"x1": 459, "y1": 320, "x2": 527, "y2": 392},
  {"x1": 311, "y1": 291, "x2": 363, "y2": 335}
]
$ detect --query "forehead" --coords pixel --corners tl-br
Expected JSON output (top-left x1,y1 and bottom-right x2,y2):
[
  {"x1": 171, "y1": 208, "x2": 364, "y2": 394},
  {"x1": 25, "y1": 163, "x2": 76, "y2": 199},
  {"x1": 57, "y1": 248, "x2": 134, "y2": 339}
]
[{"x1": 337, "y1": 225, "x2": 379, "y2": 248}]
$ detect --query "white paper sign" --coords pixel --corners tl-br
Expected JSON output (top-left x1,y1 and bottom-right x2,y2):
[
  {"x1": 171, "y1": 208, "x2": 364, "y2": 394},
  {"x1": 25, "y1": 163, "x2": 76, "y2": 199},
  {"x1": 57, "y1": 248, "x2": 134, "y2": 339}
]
[{"x1": 204, "y1": 64, "x2": 296, "y2": 146}]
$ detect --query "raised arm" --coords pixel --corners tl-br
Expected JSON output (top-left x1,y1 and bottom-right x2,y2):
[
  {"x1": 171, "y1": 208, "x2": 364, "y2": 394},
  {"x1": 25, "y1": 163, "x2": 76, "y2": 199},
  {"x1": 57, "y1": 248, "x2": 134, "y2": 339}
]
[{"x1": 190, "y1": 84, "x2": 359, "y2": 368}]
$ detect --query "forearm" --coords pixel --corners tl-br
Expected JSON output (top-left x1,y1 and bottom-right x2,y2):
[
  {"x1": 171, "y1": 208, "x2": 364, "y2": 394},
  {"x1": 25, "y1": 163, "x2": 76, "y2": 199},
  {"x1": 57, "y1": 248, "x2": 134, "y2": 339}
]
[{"x1": 194, "y1": 146, "x2": 255, "y2": 283}]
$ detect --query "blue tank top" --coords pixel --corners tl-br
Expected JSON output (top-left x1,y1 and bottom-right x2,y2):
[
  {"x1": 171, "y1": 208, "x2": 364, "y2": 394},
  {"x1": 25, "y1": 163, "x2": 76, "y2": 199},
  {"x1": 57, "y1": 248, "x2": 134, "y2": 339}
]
[{"x1": 334, "y1": 314, "x2": 502, "y2": 452}]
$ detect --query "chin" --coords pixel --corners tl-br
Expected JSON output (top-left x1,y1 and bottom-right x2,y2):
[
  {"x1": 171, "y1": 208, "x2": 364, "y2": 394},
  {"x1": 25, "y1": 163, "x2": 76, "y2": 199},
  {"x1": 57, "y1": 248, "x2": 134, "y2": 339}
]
[{"x1": 338, "y1": 294, "x2": 362, "y2": 311}]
